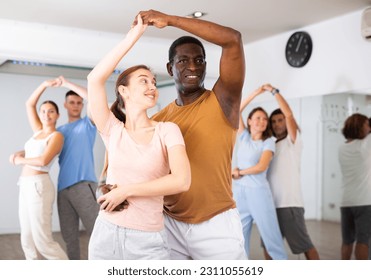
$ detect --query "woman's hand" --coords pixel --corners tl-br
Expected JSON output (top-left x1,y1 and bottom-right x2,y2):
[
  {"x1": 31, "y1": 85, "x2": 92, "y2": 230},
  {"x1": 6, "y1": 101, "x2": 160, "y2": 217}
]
[
  {"x1": 9, "y1": 154, "x2": 15, "y2": 165},
  {"x1": 43, "y1": 77, "x2": 63, "y2": 88},
  {"x1": 9, "y1": 151, "x2": 25, "y2": 165},
  {"x1": 262, "y1": 83, "x2": 274, "y2": 92},
  {"x1": 57, "y1": 76, "x2": 69, "y2": 88},
  {"x1": 13, "y1": 155, "x2": 23, "y2": 165},
  {"x1": 137, "y1": 10, "x2": 169, "y2": 29},
  {"x1": 253, "y1": 85, "x2": 265, "y2": 96},
  {"x1": 127, "y1": 14, "x2": 147, "y2": 41},
  {"x1": 232, "y1": 167, "x2": 242, "y2": 180}
]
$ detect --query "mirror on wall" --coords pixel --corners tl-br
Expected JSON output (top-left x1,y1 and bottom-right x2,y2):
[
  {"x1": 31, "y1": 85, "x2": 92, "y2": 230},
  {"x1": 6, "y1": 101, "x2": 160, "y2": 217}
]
[
  {"x1": 232, "y1": 91, "x2": 371, "y2": 222},
  {"x1": 320, "y1": 93, "x2": 371, "y2": 222}
]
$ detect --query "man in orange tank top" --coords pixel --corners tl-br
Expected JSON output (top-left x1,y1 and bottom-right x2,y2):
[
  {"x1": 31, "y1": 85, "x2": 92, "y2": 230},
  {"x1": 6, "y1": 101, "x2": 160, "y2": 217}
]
[{"x1": 140, "y1": 10, "x2": 247, "y2": 259}]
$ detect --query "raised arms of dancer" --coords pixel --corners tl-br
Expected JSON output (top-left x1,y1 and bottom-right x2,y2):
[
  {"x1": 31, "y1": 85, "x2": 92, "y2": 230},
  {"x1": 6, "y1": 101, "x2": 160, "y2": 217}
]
[
  {"x1": 10, "y1": 79, "x2": 63, "y2": 167},
  {"x1": 263, "y1": 84, "x2": 298, "y2": 142},
  {"x1": 237, "y1": 86, "x2": 265, "y2": 134},
  {"x1": 58, "y1": 75, "x2": 95, "y2": 120},
  {"x1": 138, "y1": 9, "x2": 245, "y2": 128},
  {"x1": 87, "y1": 15, "x2": 147, "y2": 131},
  {"x1": 59, "y1": 76, "x2": 88, "y2": 99},
  {"x1": 26, "y1": 78, "x2": 62, "y2": 132}
]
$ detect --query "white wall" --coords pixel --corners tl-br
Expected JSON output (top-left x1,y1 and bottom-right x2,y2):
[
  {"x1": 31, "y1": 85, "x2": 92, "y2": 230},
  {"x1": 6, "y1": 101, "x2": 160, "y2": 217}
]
[
  {"x1": 1, "y1": 9, "x2": 371, "y2": 233},
  {"x1": 243, "y1": 10, "x2": 371, "y2": 99}
]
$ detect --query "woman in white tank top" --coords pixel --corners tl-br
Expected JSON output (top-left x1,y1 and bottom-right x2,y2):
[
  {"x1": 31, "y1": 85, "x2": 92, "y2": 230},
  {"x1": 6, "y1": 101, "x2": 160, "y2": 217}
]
[{"x1": 9, "y1": 77, "x2": 68, "y2": 260}]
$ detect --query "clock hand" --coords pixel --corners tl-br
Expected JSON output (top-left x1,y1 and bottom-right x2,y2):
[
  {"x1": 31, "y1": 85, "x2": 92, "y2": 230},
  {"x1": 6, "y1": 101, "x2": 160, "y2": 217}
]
[{"x1": 295, "y1": 35, "x2": 303, "y2": 53}]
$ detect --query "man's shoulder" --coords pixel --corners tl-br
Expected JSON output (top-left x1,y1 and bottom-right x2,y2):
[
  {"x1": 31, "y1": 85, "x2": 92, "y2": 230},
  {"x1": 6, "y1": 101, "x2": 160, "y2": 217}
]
[
  {"x1": 57, "y1": 117, "x2": 95, "y2": 132},
  {"x1": 152, "y1": 102, "x2": 175, "y2": 121}
]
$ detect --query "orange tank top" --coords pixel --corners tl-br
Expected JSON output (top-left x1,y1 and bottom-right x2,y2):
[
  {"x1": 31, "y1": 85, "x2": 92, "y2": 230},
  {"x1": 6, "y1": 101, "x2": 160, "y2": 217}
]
[{"x1": 152, "y1": 90, "x2": 237, "y2": 223}]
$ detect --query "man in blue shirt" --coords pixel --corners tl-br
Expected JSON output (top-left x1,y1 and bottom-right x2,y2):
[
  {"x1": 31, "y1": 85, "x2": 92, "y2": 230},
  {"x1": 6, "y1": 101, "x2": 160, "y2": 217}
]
[{"x1": 57, "y1": 76, "x2": 99, "y2": 260}]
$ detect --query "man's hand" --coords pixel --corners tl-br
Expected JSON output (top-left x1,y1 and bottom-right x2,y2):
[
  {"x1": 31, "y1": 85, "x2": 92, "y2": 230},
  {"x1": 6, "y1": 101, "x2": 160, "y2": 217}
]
[{"x1": 137, "y1": 10, "x2": 169, "y2": 29}]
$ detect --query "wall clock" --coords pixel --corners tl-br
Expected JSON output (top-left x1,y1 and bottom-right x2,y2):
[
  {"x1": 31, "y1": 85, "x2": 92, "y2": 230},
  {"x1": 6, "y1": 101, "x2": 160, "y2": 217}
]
[{"x1": 285, "y1": 31, "x2": 312, "y2": 68}]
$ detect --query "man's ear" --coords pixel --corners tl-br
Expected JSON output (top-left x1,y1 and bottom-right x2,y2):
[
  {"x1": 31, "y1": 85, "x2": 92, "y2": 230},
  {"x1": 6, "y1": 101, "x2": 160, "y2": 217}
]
[
  {"x1": 64, "y1": 102, "x2": 67, "y2": 109},
  {"x1": 166, "y1": 62, "x2": 173, "y2": 77}
]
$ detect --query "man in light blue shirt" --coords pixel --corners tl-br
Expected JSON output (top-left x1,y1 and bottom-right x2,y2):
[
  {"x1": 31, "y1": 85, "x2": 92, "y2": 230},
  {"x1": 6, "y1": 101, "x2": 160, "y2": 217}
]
[{"x1": 57, "y1": 76, "x2": 99, "y2": 260}]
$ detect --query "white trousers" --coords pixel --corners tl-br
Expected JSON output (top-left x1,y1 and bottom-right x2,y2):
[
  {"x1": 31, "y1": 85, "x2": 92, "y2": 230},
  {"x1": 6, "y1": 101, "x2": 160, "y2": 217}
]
[
  {"x1": 165, "y1": 208, "x2": 247, "y2": 260},
  {"x1": 88, "y1": 215, "x2": 170, "y2": 260},
  {"x1": 18, "y1": 174, "x2": 68, "y2": 260}
]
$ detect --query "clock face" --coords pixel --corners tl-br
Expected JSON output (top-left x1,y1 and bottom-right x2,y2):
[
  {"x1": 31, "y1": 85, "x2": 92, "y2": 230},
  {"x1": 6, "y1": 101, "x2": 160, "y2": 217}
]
[{"x1": 285, "y1": 31, "x2": 312, "y2": 68}]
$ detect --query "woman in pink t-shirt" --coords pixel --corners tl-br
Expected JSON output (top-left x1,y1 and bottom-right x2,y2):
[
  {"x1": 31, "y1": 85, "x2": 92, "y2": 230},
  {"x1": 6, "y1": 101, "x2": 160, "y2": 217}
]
[{"x1": 87, "y1": 15, "x2": 191, "y2": 260}]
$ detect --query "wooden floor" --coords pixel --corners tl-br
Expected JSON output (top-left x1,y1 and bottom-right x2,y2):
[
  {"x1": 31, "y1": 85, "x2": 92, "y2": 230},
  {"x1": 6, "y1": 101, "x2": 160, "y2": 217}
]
[
  {"x1": 0, "y1": 231, "x2": 90, "y2": 260},
  {"x1": 0, "y1": 220, "x2": 345, "y2": 260},
  {"x1": 250, "y1": 219, "x2": 342, "y2": 260}
]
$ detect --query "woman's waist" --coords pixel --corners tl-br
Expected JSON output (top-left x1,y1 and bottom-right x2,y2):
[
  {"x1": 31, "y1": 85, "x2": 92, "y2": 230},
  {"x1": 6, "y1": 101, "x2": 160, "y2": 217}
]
[
  {"x1": 100, "y1": 202, "x2": 164, "y2": 231},
  {"x1": 21, "y1": 166, "x2": 49, "y2": 177},
  {"x1": 234, "y1": 176, "x2": 270, "y2": 188},
  {"x1": 18, "y1": 173, "x2": 50, "y2": 184}
]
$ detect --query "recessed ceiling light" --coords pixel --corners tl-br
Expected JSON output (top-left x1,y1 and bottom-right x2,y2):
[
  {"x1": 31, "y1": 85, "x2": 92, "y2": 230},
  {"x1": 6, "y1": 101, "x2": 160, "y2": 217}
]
[{"x1": 188, "y1": 11, "x2": 207, "y2": 18}]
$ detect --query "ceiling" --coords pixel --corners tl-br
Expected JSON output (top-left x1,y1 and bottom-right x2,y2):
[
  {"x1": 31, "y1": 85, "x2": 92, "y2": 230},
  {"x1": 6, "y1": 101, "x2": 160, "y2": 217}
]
[
  {"x1": 0, "y1": 0, "x2": 370, "y2": 83},
  {"x1": 1, "y1": 0, "x2": 371, "y2": 44}
]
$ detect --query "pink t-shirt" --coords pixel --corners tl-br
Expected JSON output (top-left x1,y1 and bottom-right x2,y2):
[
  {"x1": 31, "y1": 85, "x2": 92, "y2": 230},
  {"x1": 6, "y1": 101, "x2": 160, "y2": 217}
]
[{"x1": 99, "y1": 113, "x2": 185, "y2": 231}]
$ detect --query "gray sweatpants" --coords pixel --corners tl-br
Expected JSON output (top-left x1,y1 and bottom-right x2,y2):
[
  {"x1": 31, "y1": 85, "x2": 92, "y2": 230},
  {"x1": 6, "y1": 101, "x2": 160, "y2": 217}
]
[
  {"x1": 88, "y1": 216, "x2": 170, "y2": 260},
  {"x1": 57, "y1": 181, "x2": 99, "y2": 260}
]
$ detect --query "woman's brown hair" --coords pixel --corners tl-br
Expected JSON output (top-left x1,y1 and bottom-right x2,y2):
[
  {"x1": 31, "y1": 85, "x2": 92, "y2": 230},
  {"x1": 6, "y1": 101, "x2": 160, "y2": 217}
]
[
  {"x1": 342, "y1": 113, "x2": 369, "y2": 140},
  {"x1": 247, "y1": 107, "x2": 272, "y2": 141},
  {"x1": 112, "y1": 64, "x2": 152, "y2": 123}
]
